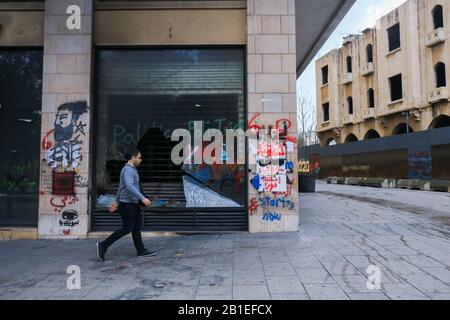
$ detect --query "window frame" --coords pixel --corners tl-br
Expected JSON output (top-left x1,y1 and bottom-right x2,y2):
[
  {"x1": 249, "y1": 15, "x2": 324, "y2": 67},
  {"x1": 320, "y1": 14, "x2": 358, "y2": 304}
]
[
  {"x1": 387, "y1": 23, "x2": 401, "y2": 53},
  {"x1": 389, "y1": 74, "x2": 403, "y2": 102}
]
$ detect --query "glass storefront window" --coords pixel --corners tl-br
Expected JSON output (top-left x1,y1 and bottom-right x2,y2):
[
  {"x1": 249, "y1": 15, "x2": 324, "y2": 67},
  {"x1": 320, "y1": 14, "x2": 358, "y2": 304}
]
[
  {"x1": 0, "y1": 49, "x2": 43, "y2": 226},
  {"x1": 95, "y1": 48, "x2": 246, "y2": 210}
]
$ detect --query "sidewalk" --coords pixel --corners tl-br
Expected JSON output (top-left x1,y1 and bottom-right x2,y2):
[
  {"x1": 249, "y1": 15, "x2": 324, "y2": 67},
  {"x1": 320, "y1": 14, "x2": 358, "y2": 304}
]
[{"x1": 1, "y1": 183, "x2": 450, "y2": 300}]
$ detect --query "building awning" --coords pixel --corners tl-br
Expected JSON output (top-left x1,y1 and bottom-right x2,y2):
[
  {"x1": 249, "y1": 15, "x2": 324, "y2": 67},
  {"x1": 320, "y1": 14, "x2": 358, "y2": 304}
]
[{"x1": 296, "y1": 0, "x2": 355, "y2": 77}]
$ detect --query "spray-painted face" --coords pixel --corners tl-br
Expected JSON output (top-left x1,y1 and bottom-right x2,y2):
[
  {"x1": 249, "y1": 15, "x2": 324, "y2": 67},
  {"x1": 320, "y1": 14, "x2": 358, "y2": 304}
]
[
  {"x1": 55, "y1": 110, "x2": 74, "y2": 128},
  {"x1": 54, "y1": 110, "x2": 75, "y2": 142}
]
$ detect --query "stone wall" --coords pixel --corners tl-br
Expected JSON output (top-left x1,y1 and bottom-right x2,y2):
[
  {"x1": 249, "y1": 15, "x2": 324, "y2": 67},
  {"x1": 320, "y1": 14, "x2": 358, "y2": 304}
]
[
  {"x1": 38, "y1": 0, "x2": 93, "y2": 239},
  {"x1": 247, "y1": 0, "x2": 299, "y2": 232}
]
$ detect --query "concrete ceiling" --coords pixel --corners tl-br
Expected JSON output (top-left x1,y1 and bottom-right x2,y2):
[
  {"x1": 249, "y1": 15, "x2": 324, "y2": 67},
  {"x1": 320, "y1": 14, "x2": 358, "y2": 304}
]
[{"x1": 296, "y1": 0, "x2": 356, "y2": 77}]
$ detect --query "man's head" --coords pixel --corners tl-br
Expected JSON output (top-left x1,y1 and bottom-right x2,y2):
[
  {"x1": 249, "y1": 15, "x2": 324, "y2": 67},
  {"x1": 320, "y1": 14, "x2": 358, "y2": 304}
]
[
  {"x1": 54, "y1": 101, "x2": 88, "y2": 141},
  {"x1": 125, "y1": 148, "x2": 142, "y2": 167}
]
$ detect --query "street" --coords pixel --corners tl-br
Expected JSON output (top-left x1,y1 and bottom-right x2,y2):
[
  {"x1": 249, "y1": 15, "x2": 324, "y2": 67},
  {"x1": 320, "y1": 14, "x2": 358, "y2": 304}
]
[{"x1": 1, "y1": 181, "x2": 450, "y2": 300}]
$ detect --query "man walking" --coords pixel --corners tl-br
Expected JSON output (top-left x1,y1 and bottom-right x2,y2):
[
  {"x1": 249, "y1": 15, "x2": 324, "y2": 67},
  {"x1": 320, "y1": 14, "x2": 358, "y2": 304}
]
[{"x1": 97, "y1": 148, "x2": 157, "y2": 261}]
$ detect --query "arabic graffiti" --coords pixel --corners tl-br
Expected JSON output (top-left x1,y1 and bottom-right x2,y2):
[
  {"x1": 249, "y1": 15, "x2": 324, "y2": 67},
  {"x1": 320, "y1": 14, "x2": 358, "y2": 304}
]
[{"x1": 50, "y1": 195, "x2": 79, "y2": 213}]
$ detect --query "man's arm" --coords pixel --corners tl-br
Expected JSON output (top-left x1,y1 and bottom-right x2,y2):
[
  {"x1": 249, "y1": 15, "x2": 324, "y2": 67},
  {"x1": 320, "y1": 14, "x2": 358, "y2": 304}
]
[
  {"x1": 115, "y1": 188, "x2": 120, "y2": 203},
  {"x1": 139, "y1": 184, "x2": 151, "y2": 201},
  {"x1": 123, "y1": 167, "x2": 146, "y2": 202}
]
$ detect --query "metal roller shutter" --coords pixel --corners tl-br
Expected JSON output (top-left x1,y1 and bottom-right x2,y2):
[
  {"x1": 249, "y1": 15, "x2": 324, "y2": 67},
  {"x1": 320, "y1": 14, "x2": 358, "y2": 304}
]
[{"x1": 92, "y1": 47, "x2": 248, "y2": 232}]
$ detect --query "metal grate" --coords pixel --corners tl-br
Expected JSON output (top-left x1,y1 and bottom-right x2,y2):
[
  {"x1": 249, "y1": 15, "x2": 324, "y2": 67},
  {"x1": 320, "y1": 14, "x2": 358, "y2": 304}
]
[{"x1": 92, "y1": 208, "x2": 248, "y2": 232}]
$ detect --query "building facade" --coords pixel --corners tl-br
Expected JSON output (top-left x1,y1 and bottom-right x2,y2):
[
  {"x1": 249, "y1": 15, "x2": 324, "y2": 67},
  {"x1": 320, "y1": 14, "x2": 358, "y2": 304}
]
[
  {"x1": 316, "y1": 0, "x2": 450, "y2": 146},
  {"x1": 0, "y1": 0, "x2": 354, "y2": 239}
]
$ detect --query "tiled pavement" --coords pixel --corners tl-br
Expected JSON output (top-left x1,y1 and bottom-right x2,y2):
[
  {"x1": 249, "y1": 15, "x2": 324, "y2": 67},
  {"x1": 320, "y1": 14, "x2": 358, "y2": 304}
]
[{"x1": 1, "y1": 182, "x2": 450, "y2": 300}]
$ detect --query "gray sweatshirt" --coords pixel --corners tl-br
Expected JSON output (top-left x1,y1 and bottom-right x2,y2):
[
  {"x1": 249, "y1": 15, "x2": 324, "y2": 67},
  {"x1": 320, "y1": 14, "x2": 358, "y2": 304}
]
[{"x1": 115, "y1": 164, "x2": 145, "y2": 204}]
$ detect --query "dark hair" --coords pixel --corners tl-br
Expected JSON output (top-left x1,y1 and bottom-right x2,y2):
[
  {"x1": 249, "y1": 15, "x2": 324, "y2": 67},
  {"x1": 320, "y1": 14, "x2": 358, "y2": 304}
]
[
  {"x1": 57, "y1": 101, "x2": 88, "y2": 122},
  {"x1": 125, "y1": 148, "x2": 141, "y2": 161}
]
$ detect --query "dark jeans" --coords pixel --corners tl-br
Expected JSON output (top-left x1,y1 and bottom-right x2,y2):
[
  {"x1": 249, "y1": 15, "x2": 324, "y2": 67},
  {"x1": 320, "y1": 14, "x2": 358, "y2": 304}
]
[{"x1": 102, "y1": 202, "x2": 145, "y2": 253}]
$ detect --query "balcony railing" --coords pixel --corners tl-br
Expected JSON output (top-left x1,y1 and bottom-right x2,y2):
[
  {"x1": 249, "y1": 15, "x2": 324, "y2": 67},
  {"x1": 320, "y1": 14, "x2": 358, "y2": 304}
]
[
  {"x1": 361, "y1": 63, "x2": 374, "y2": 76},
  {"x1": 363, "y1": 108, "x2": 376, "y2": 119},
  {"x1": 426, "y1": 28, "x2": 445, "y2": 47},
  {"x1": 342, "y1": 114, "x2": 354, "y2": 125},
  {"x1": 342, "y1": 73, "x2": 353, "y2": 85},
  {"x1": 428, "y1": 87, "x2": 448, "y2": 104}
]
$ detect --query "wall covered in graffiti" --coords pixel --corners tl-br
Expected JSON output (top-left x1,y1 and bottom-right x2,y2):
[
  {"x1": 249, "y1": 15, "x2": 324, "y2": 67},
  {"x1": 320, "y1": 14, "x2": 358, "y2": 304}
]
[
  {"x1": 39, "y1": 101, "x2": 90, "y2": 237},
  {"x1": 247, "y1": 113, "x2": 299, "y2": 233},
  {"x1": 36, "y1": 0, "x2": 93, "y2": 238}
]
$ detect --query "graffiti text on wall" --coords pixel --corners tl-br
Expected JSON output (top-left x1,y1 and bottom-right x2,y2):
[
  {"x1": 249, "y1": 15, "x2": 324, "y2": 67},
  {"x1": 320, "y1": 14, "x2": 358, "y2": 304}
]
[
  {"x1": 58, "y1": 210, "x2": 80, "y2": 236},
  {"x1": 50, "y1": 195, "x2": 79, "y2": 213},
  {"x1": 247, "y1": 113, "x2": 298, "y2": 222}
]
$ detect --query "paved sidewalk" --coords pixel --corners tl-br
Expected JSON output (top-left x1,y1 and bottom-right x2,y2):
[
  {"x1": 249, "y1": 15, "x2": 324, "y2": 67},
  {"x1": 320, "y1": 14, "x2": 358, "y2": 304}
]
[{"x1": 1, "y1": 182, "x2": 450, "y2": 300}]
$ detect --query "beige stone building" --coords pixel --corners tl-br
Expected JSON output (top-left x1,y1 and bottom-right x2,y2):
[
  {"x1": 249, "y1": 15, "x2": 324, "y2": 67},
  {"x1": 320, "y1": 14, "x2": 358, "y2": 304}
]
[
  {"x1": 0, "y1": 0, "x2": 354, "y2": 239},
  {"x1": 316, "y1": 0, "x2": 450, "y2": 146}
]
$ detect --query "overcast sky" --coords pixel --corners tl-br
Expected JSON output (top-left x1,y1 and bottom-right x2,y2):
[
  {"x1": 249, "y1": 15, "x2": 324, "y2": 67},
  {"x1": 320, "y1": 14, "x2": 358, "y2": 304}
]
[{"x1": 297, "y1": 0, "x2": 408, "y2": 105}]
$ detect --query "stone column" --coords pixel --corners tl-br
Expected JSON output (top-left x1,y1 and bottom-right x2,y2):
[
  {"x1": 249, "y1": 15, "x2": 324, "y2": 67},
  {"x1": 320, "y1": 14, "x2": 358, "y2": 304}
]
[
  {"x1": 247, "y1": 0, "x2": 299, "y2": 233},
  {"x1": 38, "y1": 0, "x2": 93, "y2": 239}
]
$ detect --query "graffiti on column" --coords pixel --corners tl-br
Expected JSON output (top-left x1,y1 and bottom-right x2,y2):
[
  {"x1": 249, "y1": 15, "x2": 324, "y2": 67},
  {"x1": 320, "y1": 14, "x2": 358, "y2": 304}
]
[
  {"x1": 43, "y1": 101, "x2": 88, "y2": 169},
  {"x1": 50, "y1": 194, "x2": 79, "y2": 213},
  {"x1": 58, "y1": 210, "x2": 80, "y2": 236},
  {"x1": 248, "y1": 197, "x2": 259, "y2": 215},
  {"x1": 248, "y1": 113, "x2": 297, "y2": 222},
  {"x1": 262, "y1": 212, "x2": 281, "y2": 222},
  {"x1": 40, "y1": 101, "x2": 88, "y2": 236}
]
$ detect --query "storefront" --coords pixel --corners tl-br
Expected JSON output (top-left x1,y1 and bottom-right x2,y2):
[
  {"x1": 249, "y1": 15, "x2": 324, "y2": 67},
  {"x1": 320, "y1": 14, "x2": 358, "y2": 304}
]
[
  {"x1": 92, "y1": 47, "x2": 248, "y2": 231},
  {"x1": 0, "y1": 0, "x2": 354, "y2": 238},
  {"x1": 0, "y1": 49, "x2": 43, "y2": 227}
]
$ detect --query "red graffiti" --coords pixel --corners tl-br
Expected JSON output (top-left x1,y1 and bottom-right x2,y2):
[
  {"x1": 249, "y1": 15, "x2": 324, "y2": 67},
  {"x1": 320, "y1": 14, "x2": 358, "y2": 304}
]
[
  {"x1": 67, "y1": 195, "x2": 79, "y2": 205},
  {"x1": 286, "y1": 136, "x2": 298, "y2": 143},
  {"x1": 50, "y1": 195, "x2": 79, "y2": 213},
  {"x1": 63, "y1": 229, "x2": 71, "y2": 236},
  {"x1": 249, "y1": 198, "x2": 259, "y2": 215},
  {"x1": 258, "y1": 142, "x2": 286, "y2": 157},
  {"x1": 248, "y1": 113, "x2": 263, "y2": 131},
  {"x1": 248, "y1": 114, "x2": 297, "y2": 143},
  {"x1": 264, "y1": 176, "x2": 284, "y2": 192},
  {"x1": 276, "y1": 118, "x2": 291, "y2": 132},
  {"x1": 42, "y1": 129, "x2": 55, "y2": 150},
  {"x1": 50, "y1": 195, "x2": 67, "y2": 209},
  {"x1": 275, "y1": 185, "x2": 292, "y2": 197}
]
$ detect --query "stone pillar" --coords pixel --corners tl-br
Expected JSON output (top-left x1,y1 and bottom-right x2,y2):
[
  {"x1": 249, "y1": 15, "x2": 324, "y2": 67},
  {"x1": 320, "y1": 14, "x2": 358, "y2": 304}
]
[
  {"x1": 38, "y1": 0, "x2": 93, "y2": 239},
  {"x1": 247, "y1": 0, "x2": 299, "y2": 233}
]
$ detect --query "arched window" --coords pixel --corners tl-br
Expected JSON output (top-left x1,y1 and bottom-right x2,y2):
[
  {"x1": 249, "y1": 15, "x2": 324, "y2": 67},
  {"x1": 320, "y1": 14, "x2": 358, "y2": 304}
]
[
  {"x1": 326, "y1": 138, "x2": 337, "y2": 146},
  {"x1": 346, "y1": 56, "x2": 352, "y2": 73},
  {"x1": 366, "y1": 44, "x2": 373, "y2": 63},
  {"x1": 344, "y1": 134, "x2": 358, "y2": 143},
  {"x1": 435, "y1": 62, "x2": 446, "y2": 88},
  {"x1": 429, "y1": 115, "x2": 450, "y2": 129},
  {"x1": 432, "y1": 5, "x2": 444, "y2": 29},
  {"x1": 393, "y1": 123, "x2": 414, "y2": 135},
  {"x1": 367, "y1": 89, "x2": 375, "y2": 108},
  {"x1": 347, "y1": 96, "x2": 353, "y2": 114},
  {"x1": 364, "y1": 129, "x2": 381, "y2": 140}
]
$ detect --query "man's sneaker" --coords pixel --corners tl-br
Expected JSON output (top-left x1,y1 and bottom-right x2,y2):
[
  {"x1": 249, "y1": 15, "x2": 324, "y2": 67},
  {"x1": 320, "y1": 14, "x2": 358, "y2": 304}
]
[
  {"x1": 137, "y1": 249, "x2": 158, "y2": 257},
  {"x1": 97, "y1": 242, "x2": 107, "y2": 261}
]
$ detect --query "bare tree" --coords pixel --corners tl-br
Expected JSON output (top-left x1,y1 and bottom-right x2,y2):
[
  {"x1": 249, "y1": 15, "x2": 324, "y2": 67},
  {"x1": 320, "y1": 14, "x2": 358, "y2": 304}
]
[{"x1": 297, "y1": 90, "x2": 318, "y2": 147}]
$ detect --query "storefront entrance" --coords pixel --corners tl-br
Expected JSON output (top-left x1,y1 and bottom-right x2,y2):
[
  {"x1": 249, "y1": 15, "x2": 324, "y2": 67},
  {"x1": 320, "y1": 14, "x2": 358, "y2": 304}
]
[
  {"x1": 0, "y1": 49, "x2": 43, "y2": 227},
  {"x1": 92, "y1": 47, "x2": 248, "y2": 232}
]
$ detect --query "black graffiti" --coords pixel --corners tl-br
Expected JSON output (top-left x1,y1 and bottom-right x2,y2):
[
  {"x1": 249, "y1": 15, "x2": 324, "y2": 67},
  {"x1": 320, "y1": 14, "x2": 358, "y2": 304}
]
[
  {"x1": 59, "y1": 210, "x2": 80, "y2": 228},
  {"x1": 74, "y1": 175, "x2": 88, "y2": 188},
  {"x1": 46, "y1": 101, "x2": 88, "y2": 169}
]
